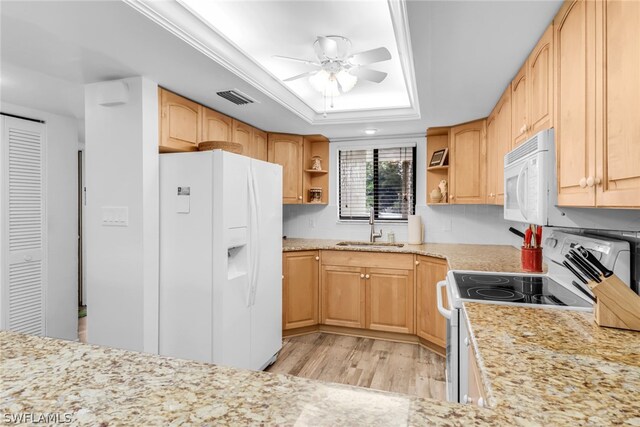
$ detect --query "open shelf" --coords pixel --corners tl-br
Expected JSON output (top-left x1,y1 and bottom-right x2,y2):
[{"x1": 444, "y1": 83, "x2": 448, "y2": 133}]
[
  {"x1": 427, "y1": 202, "x2": 449, "y2": 206},
  {"x1": 304, "y1": 169, "x2": 328, "y2": 174},
  {"x1": 427, "y1": 165, "x2": 449, "y2": 171}
]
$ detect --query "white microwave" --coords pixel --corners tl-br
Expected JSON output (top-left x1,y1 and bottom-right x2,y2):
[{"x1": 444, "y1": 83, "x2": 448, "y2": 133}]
[{"x1": 504, "y1": 129, "x2": 555, "y2": 225}]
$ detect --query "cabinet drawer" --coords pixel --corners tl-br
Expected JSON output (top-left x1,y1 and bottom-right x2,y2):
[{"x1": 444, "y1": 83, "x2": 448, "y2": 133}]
[{"x1": 321, "y1": 251, "x2": 414, "y2": 270}]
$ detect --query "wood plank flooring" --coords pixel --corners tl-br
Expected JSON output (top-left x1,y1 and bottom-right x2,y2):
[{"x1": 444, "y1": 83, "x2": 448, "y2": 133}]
[{"x1": 266, "y1": 333, "x2": 446, "y2": 400}]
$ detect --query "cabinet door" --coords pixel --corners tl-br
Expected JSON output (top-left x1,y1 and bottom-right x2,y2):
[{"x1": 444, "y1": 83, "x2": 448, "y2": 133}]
[
  {"x1": 486, "y1": 111, "x2": 499, "y2": 204},
  {"x1": 366, "y1": 267, "x2": 414, "y2": 334},
  {"x1": 416, "y1": 256, "x2": 448, "y2": 348},
  {"x1": 252, "y1": 129, "x2": 268, "y2": 162},
  {"x1": 283, "y1": 251, "x2": 319, "y2": 330},
  {"x1": 494, "y1": 87, "x2": 512, "y2": 205},
  {"x1": 449, "y1": 119, "x2": 487, "y2": 204},
  {"x1": 200, "y1": 107, "x2": 233, "y2": 143},
  {"x1": 159, "y1": 88, "x2": 200, "y2": 152},
  {"x1": 529, "y1": 24, "x2": 554, "y2": 136},
  {"x1": 595, "y1": 0, "x2": 640, "y2": 207},
  {"x1": 511, "y1": 63, "x2": 529, "y2": 148},
  {"x1": 321, "y1": 265, "x2": 366, "y2": 328},
  {"x1": 554, "y1": 0, "x2": 597, "y2": 206},
  {"x1": 467, "y1": 339, "x2": 487, "y2": 407},
  {"x1": 232, "y1": 120, "x2": 253, "y2": 157},
  {"x1": 268, "y1": 133, "x2": 303, "y2": 204}
]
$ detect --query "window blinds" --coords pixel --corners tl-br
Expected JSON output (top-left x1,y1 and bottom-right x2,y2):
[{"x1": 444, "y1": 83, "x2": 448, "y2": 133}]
[{"x1": 339, "y1": 146, "x2": 416, "y2": 221}]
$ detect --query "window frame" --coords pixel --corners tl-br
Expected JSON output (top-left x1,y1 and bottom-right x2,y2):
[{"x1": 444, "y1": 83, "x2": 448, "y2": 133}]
[{"x1": 337, "y1": 145, "x2": 417, "y2": 222}]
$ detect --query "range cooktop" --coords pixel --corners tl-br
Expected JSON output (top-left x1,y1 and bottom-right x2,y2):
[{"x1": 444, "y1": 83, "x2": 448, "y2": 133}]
[{"x1": 452, "y1": 272, "x2": 592, "y2": 308}]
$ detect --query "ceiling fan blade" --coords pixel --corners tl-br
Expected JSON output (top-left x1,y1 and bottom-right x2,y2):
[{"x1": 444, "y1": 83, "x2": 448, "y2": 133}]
[
  {"x1": 272, "y1": 55, "x2": 320, "y2": 66},
  {"x1": 315, "y1": 36, "x2": 339, "y2": 59},
  {"x1": 350, "y1": 67, "x2": 388, "y2": 83},
  {"x1": 348, "y1": 47, "x2": 391, "y2": 66},
  {"x1": 283, "y1": 71, "x2": 317, "y2": 82}
]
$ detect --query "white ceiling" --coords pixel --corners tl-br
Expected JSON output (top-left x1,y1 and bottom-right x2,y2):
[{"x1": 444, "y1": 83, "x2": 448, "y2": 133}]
[
  {"x1": 0, "y1": 1, "x2": 563, "y2": 139},
  {"x1": 179, "y1": 0, "x2": 411, "y2": 114}
]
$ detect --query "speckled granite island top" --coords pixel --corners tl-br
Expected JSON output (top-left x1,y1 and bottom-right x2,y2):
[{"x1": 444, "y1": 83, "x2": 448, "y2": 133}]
[
  {"x1": 282, "y1": 238, "x2": 535, "y2": 273},
  {"x1": 0, "y1": 331, "x2": 500, "y2": 426},
  {"x1": 464, "y1": 303, "x2": 640, "y2": 426}
]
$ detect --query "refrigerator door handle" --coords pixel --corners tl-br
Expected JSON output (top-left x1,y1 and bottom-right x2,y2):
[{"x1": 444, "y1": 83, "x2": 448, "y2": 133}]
[
  {"x1": 247, "y1": 164, "x2": 260, "y2": 307},
  {"x1": 249, "y1": 164, "x2": 261, "y2": 307}
]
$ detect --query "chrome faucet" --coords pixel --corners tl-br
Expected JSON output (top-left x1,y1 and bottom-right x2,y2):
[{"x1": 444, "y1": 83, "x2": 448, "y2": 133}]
[{"x1": 369, "y1": 207, "x2": 383, "y2": 243}]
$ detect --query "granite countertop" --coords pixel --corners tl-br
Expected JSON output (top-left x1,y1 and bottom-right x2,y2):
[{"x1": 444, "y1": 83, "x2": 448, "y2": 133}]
[
  {"x1": 283, "y1": 238, "x2": 535, "y2": 273},
  {"x1": 463, "y1": 303, "x2": 640, "y2": 426},
  {"x1": 0, "y1": 331, "x2": 502, "y2": 426}
]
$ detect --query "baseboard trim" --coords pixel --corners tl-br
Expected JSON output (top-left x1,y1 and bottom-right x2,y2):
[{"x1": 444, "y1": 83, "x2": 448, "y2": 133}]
[{"x1": 283, "y1": 325, "x2": 445, "y2": 356}]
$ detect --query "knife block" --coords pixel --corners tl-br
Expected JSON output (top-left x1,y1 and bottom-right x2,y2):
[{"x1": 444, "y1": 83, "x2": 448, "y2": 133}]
[{"x1": 588, "y1": 275, "x2": 640, "y2": 332}]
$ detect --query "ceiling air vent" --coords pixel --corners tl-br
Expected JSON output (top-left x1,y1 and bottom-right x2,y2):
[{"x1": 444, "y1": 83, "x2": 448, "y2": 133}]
[{"x1": 216, "y1": 89, "x2": 257, "y2": 106}]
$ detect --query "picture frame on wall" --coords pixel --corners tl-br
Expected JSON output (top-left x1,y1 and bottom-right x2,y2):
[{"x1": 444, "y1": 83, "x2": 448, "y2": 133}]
[{"x1": 429, "y1": 148, "x2": 448, "y2": 167}]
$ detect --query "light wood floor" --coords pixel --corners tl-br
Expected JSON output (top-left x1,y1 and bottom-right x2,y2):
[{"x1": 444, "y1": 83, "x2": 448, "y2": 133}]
[{"x1": 267, "y1": 333, "x2": 446, "y2": 400}]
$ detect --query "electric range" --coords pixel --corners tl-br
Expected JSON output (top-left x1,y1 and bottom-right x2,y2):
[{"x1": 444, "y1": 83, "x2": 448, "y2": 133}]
[{"x1": 437, "y1": 230, "x2": 632, "y2": 406}]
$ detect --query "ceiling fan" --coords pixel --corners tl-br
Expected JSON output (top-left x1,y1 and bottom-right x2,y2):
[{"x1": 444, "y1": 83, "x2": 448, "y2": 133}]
[{"x1": 274, "y1": 35, "x2": 392, "y2": 98}]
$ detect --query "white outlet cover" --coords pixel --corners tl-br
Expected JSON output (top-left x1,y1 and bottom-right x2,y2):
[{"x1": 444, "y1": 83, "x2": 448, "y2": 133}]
[{"x1": 101, "y1": 206, "x2": 129, "y2": 227}]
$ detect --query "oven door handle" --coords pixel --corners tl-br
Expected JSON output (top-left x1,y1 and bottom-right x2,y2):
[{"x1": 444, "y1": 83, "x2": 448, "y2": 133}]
[{"x1": 436, "y1": 281, "x2": 452, "y2": 319}]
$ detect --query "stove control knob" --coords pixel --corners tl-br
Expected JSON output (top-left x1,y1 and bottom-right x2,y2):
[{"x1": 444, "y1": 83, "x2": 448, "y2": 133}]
[
  {"x1": 463, "y1": 394, "x2": 472, "y2": 404},
  {"x1": 545, "y1": 238, "x2": 558, "y2": 248},
  {"x1": 464, "y1": 337, "x2": 470, "y2": 347}
]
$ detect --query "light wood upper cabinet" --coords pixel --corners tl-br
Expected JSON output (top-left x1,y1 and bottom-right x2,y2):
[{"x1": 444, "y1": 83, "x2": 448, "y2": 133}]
[
  {"x1": 488, "y1": 86, "x2": 513, "y2": 205},
  {"x1": 283, "y1": 251, "x2": 319, "y2": 330},
  {"x1": 511, "y1": 64, "x2": 529, "y2": 148},
  {"x1": 366, "y1": 267, "x2": 414, "y2": 334},
  {"x1": 416, "y1": 256, "x2": 448, "y2": 348},
  {"x1": 200, "y1": 107, "x2": 233, "y2": 143},
  {"x1": 511, "y1": 24, "x2": 554, "y2": 149},
  {"x1": 321, "y1": 265, "x2": 366, "y2": 329},
  {"x1": 594, "y1": 0, "x2": 640, "y2": 207},
  {"x1": 232, "y1": 120, "x2": 253, "y2": 157},
  {"x1": 159, "y1": 88, "x2": 200, "y2": 152},
  {"x1": 529, "y1": 24, "x2": 554, "y2": 136},
  {"x1": 268, "y1": 133, "x2": 304, "y2": 204},
  {"x1": 450, "y1": 119, "x2": 487, "y2": 204},
  {"x1": 252, "y1": 129, "x2": 268, "y2": 162},
  {"x1": 555, "y1": 0, "x2": 597, "y2": 206}
]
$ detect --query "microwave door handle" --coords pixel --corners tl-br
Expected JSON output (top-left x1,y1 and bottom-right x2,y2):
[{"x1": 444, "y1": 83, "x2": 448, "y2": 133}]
[
  {"x1": 516, "y1": 163, "x2": 528, "y2": 221},
  {"x1": 436, "y1": 281, "x2": 452, "y2": 319}
]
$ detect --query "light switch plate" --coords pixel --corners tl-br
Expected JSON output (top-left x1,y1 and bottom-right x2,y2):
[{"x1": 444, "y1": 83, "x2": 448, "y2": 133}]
[{"x1": 102, "y1": 206, "x2": 129, "y2": 227}]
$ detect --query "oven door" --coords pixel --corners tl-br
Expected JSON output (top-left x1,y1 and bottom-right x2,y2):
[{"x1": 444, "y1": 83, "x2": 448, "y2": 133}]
[{"x1": 437, "y1": 280, "x2": 459, "y2": 402}]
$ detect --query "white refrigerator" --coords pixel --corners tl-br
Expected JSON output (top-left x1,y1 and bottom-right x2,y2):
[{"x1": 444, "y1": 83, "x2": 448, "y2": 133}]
[{"x1": 159, "y1": 150, "x2": 282, "y2": 371}]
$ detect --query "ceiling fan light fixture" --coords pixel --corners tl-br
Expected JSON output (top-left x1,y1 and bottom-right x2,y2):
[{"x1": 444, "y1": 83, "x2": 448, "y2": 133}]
[
  {"x1": 336, "y1": 69, "x2": 357, "y2": 93},
  {"x1": 309, "y1": 70, "x2": 340, "y2": 97}
]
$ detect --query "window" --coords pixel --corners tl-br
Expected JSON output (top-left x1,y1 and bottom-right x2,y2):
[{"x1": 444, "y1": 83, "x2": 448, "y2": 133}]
[{"x1": 339, "y1": 146, "x2": 416, "y2": 221}]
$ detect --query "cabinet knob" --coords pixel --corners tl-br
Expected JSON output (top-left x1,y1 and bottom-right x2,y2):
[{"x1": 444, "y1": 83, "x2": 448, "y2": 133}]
[
  {"x1": 315, "y1": 256, "x2": 319, "y2": 261},
  {"x1": 415, "y1": 260, "x2": 420, "y2": 266},
  {"x1": 579, "y1": 177, "x2": 588, "y2": 188},
  {"x1": 450, "y1": 195, "x2": 455, "y2": 200},
  {"x1": 365, "y1": 274, "x2": 370, "y2": 279},
  {"x1": 360, "y1": 274, "x2": 365, "y2": 279},
  {"x1": 298, "y1": 196, "x2": 303, "y2": 200},
  {"x1": 282, "y1": 275, "x2": 285, "y2": 280},
  {"x1": 463, "y1": 394, "x2": 473, "y2": 404}
]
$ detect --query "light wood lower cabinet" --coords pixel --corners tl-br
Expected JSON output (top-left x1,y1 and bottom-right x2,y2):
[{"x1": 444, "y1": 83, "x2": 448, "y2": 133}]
[
  {"x1": 415, "y1": 256, "x2": 448, "y2": 348},
  {"x1": 321, "y1": 265, "x2": 366, "y2": 328},
  {"x1": 283, "y1": 251, "x2": 319, "y2": 330},
  {"x1": 367, "y1": 267, "x2": 414, "y2": 334},
  {"x1": 467, "y1": 337, "x2": 487, "y2": 407},
  {"x1": 320, "y1": 251, "x2": 415, "y2": 334}
]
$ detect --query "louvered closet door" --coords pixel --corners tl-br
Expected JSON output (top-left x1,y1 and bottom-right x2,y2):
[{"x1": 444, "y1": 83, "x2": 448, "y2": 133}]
[{"x1": 1, "y1": 116, "x2": 46, "y2": 336}]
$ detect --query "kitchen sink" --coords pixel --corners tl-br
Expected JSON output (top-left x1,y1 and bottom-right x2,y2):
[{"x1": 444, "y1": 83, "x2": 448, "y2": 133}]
[{"x1": 336, "y1": 241, "x2": 405, "y2": 248}]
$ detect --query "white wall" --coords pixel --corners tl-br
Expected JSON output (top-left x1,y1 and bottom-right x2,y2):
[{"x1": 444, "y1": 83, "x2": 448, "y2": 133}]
[
  {"x1": 283, "y1": 136, "x2": 640, "y2": 245},
  {"x1": 85, "y1": 77, "x2": 159, "y2": 353},
  {"x1": 1, "y1": 102, "x2": 79, "y2": 341}
]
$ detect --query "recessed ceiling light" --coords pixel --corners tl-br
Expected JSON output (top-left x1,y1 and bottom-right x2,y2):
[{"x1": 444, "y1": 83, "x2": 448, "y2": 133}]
[{"x1": 364, "y1": 128, "x2": 378, "y2": 135}]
